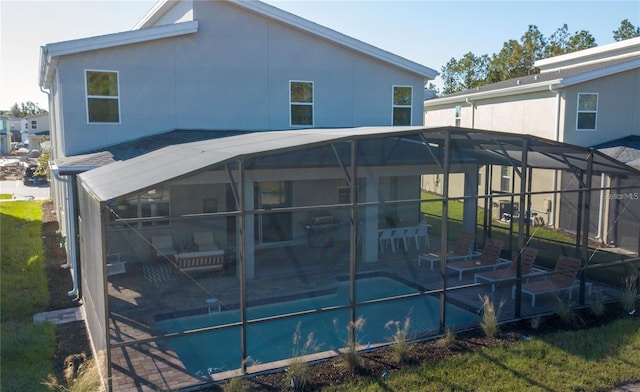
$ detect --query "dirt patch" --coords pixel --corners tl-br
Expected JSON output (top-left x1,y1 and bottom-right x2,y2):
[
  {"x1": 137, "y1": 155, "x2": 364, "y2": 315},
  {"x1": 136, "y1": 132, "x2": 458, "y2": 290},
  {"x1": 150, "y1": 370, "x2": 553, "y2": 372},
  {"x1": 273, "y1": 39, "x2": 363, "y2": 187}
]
[
  {"x1": 42, "y1": 202, "x2": 91, "y2": 386},
  {"x1": 1, "y1": 162, "x2": 24, "y2": 181}
]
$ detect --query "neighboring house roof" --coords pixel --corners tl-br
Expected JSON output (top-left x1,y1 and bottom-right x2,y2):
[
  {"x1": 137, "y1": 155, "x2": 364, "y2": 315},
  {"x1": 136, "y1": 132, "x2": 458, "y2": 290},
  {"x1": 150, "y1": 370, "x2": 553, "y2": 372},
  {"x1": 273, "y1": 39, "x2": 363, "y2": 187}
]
[
  {"x1": 424, "y1": 57, "x2": 640, "y2": 105},
  {"x1": 40, "y1": 0, "x2": 436, "y2": 89},
  {"x1": 78, "y1": 126, "x2": 640, "y2": 202},
  {"x1": 593, "y1": 135, "x2": 640, "y2": 169},
  {"x1": 425, "y1": 37, "x2": 640, "y2": 105}
]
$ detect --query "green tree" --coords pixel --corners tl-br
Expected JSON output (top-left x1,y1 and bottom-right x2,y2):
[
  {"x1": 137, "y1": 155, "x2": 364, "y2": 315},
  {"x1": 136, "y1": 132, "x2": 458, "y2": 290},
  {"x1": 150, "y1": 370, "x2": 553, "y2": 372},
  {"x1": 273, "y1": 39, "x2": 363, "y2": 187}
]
[
  {"x1": 440, "y1": 52, "x2": 488, "y2": 94},
  {"x1": 487, "y1": 39, "x2": 525, "y2": 83},
  {"x1": 7, "y1": 101, "x2": 46, "y2": 117},
  {"x1": 567, "y1": 30, "x2": 597, "y2": 52},
  {"x1": 613, "y1": 19, "x2": 640, "y2": 41},
  {"x1": 520, "y1": 25, "x2": 546, "y2": 75},
  {"x1": 544, "y1": 24, "x2": 570, "y2": 58}
]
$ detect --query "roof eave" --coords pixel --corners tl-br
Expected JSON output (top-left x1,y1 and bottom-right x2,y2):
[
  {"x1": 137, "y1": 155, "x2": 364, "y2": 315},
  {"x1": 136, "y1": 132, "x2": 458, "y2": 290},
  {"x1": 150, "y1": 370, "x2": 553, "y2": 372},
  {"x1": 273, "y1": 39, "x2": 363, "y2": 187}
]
[
  {"x1": 424, "y1": 80, "x2": 563, "y2": 107},
  {"x1": 39, "y1": 20, "x2": 198, "y2": 89}
]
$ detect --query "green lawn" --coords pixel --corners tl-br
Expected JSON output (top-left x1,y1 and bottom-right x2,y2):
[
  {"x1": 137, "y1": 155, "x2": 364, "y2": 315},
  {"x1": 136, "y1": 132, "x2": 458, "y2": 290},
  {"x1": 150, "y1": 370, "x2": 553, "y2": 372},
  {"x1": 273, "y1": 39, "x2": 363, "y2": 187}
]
[
  {"x1": 0, "y1": 200, "x2": 56, "y2": 392},
  {"x1": 327, "y1": 317, "x2": 640, "y2": 391}
]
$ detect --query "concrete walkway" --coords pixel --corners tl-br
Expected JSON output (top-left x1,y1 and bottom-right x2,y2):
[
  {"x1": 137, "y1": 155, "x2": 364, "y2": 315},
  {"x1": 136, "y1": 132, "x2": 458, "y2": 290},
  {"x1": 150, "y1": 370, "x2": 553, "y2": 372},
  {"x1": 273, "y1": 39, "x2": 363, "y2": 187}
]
[
  {"x1": 0, "y1": 180, "x2": 51, "y2": 200},
  {"x1": 33, "y1": 306, "x2": 84, "y2": 325}
]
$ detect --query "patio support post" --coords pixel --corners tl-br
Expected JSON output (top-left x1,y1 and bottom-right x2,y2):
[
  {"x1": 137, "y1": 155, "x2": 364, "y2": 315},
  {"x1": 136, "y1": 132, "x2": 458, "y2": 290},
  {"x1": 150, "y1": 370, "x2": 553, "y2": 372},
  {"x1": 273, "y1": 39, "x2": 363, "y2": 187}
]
[
  {"x1": 575, "y1": 173, "x2": 584, "y2": 259},
  {"x1": 349, "y1": 139, "x2": 357, "y2": 340},
  {"x1": 579, "y1": 153, "x2": 594, "y2": 306},
  {"x1": 482, "y1": 164, "x2": 490, "y2": 245},
  {"x1": 526, "y1": 167, "x2": 533, "y2": 242},
  {"x1": 239, "y1": 158, "x2": 247, "y2": 374},
  {"x1": 515, "y1": 139, "x2": 528, "y2": 318},
  {"x1": 439, "y1": 132, "x2": 451, "y2": 333}
]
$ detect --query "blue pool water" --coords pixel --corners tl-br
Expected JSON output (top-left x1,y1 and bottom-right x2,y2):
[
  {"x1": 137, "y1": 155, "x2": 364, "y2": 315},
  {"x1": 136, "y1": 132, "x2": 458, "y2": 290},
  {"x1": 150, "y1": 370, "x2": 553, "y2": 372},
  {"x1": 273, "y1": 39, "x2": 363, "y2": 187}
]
[{"x1": 157, "y1": 277, "x2": 479, "y2": 376}]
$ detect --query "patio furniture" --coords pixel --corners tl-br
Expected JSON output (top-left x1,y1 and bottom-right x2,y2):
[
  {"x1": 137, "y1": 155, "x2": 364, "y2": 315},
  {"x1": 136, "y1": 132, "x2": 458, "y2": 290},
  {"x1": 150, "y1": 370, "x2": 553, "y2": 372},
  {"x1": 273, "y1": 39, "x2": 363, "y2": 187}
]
[
  {"x1": 106, "y1": 253, "x2": 126, "y2": 276},
  {"x1": 446, "y1": 238, "x2": 506, "y2": 281},
  {"x1": 474, "y1": 247, "x2": 539, "y2": 291},
  {"x1": 414, "y1": 223, "x2": 430, "y2": 250},
  {"x1": 152, "y1": 235, "x2": 177, "y2": 260},
  {"x1": 514, "y1": 255, "x2": 588, "y2": 306},
  {"x1": 392, "y1": 228, "x2": 408, "y2": 252},
  {"x1": 193, "y1": 231, "x2": 219, "y2": 251},
  {"x1": 175, "y1": 249, "x2": 226, "y2": 273},
  {"x1": 379, "y1": 229, "x2": 394, "y2": 253},
  {"x1": 418, "y1": 231, "x2": 479, "y2": 269}
]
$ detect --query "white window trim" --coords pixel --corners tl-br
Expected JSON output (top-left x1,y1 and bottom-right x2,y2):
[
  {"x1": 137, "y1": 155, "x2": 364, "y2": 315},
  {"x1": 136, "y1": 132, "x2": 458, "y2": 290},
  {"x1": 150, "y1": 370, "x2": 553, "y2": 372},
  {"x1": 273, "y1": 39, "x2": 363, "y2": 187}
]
[
  {"x1": 289, "y1": 80, "x2": 314, "y2": 127},
  {"x1": 576, "y1": 92, "x2": 598, "y2": 131},
  {"x1": 85, "y1": 69, "x2": 121, "y2": 125},
  {"x1": 392, "y1": 85, "x2": 413, "y2": 126}
]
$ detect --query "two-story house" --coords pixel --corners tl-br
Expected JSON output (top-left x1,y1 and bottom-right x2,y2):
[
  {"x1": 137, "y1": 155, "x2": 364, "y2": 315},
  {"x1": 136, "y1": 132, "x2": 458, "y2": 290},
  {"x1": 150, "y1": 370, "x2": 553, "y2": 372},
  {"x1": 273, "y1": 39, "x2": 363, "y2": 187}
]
[
  {"x1": 22, "y1": 112, "x2": 50, "y2": 152},
  {"x1": 424, "y1": 38, "x2": 640, "y2": 253}
]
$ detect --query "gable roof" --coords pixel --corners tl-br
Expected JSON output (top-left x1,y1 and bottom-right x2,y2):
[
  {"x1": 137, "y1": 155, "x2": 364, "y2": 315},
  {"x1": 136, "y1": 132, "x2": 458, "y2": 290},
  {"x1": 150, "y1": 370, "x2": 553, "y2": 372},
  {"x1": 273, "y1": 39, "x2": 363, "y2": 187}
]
[
  {"x1": 40, "y1": 0, "x2": 436, "y2": 90},
  {"x1": 593, "y1": 135, "x2": 640, "y2": 169}
]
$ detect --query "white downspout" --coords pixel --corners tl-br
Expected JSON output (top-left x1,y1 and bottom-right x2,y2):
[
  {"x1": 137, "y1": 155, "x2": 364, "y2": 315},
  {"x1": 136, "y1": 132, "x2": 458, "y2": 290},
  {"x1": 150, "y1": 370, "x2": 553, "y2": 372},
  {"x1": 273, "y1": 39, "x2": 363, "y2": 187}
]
[
  {"x1": 465, "y1": 97, "x2": 475, "y2": 129},
  {"x1": 50, "y1": 164, "x2": 78, "y2": 298},
  {"x1": 549, "y1": 84, "x2": 561, "y2": 227},
  {"x1": 596, "y1": 174, "x2": 605, "y2": 240}
]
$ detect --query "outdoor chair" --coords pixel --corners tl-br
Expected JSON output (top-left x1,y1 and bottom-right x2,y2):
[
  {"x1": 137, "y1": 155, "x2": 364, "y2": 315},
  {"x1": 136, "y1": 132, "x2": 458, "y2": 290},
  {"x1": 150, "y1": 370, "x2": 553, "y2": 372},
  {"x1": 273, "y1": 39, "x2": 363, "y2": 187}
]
[
  {"x1": 474, "y1": 247, "x2": 539, "y2": 291},
  {"x1": 417, "y1": 231, "x2": 479, "y2": 270},
  {"x1": 151, "y1": 234, "x2": 177, "y2": 260},
  {"x1": 193, "y1": 231, "x2": 219, "y2": 251},
  {"x1": 391, "y1": 228, "x2": 406, "y2": 252},
  {"x1": 513, "y1": 255, "x2": 588, "y2": 306},
  {"x1": 414, "y1": 223, "x2": 430, "y2": 250},
  {"x1": 378, "y1": 229, "x2": 394, "y2": 253},
  {"x1": 446, "y1": 238, "x2": 507, "y2": 281}
]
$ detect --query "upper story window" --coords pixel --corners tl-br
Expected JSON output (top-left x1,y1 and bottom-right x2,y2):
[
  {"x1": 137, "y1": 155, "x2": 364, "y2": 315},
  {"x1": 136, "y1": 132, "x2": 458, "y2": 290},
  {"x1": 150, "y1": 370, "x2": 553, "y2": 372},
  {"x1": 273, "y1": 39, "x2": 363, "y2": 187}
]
[
  {"x1": 392, "y1": 86, "x2": 412, "y2": 125},
  {"x1": 31, "y1": 120, "x2": 37, "y2": 129},
  {"x1": 290, "y1": 81, "x2": 313, "y2": 126},
  {"x1": 576, "y1": 93, "x2": 597, "y2": 131},
  {"x1": 86, "y1": 70, "x2": 120, "y2": 124},
  {"x1": 455, "y1": 105, "x2": 462, "y2": 127}
]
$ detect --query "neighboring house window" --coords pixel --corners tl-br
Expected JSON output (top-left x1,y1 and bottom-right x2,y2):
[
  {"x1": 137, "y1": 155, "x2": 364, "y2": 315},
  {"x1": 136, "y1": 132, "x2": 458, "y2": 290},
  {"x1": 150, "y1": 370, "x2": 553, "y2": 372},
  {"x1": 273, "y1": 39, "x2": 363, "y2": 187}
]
[
  {"x1": 290, "y1": 81, "x2": 313, "y2": 126},
  {"x1": 576, "y1": 93, "x2": 597, "y2": 131},
  {"x1": 86, "y1": 70, "x2": 120, "y2": 123},
  {"x1": 500, "y1": 166, "x2": 511, "y2": 192},
  {"x1": 31, "y1": 120, "x2": 37, "y2": 129},
  {"x1": 392, "y1": 86, "x2": 412, "y2": 125},
  {"x1": 455, "y1": 105, "x2": 461, "y2": 127},
  {"x1": 108, "y1": 186, "x2": 170, "y2": 229}
]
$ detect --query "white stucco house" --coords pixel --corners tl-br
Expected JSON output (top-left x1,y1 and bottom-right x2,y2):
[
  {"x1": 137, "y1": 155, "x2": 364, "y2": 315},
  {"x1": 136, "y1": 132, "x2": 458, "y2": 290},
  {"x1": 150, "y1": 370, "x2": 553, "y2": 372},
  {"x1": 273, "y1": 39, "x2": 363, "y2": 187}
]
[
  {"x1": 36, "y1": 1, "x2": 640, "y2": 391},
  {"x1": 424, "y1": 37, "x2": 640, "y2": 253},
  {"x1": 22, "y1": 112, "x2": 50, "y2": 152}
]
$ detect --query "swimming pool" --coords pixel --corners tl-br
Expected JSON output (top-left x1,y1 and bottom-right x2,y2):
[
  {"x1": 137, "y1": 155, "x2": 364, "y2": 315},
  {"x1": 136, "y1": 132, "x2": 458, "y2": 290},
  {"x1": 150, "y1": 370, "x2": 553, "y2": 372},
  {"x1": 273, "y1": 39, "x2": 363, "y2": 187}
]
[{"x1": 157, "y1": 276, "x2": 479, "y2": 376}]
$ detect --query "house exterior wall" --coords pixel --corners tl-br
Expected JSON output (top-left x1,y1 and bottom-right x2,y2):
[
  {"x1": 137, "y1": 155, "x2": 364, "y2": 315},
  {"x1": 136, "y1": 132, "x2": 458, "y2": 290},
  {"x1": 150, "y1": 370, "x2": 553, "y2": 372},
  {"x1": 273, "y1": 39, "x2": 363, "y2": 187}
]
[
  {"x1": 561, "y1": 69, "x2": 640, "y2": 147},
  {"x1": 54, "y1": 0, "x2": 425, "y2": 156},
  {"x1": 424, "y1": 92, "x2": 559, "y2": 140}
]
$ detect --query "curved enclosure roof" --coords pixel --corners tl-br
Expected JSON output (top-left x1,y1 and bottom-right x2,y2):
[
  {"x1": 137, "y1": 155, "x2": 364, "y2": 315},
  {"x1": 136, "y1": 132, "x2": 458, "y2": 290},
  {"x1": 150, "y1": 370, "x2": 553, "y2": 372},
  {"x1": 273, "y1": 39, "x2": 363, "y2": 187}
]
[{"x1": 78, "y1": 126, "x2": 640, "y2": 202}]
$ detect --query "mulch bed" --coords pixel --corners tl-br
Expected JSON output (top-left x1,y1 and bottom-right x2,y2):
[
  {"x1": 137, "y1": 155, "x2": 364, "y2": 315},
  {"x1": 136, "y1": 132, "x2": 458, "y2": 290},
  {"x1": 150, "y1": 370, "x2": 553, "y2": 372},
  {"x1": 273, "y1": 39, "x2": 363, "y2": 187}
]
[{"x1": 41, "y1": 201, "x2": 627, "y2": 391}]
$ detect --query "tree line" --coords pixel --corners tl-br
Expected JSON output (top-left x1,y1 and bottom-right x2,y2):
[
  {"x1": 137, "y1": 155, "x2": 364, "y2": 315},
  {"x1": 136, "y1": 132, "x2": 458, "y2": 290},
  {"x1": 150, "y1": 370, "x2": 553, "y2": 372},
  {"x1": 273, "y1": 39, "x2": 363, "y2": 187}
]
[
  {"x1": 437, "y1": 19, "x2": 640, "y2": 95},
  {"x1": 3, "y1": 101, "x2": 47, "y2": 118}
]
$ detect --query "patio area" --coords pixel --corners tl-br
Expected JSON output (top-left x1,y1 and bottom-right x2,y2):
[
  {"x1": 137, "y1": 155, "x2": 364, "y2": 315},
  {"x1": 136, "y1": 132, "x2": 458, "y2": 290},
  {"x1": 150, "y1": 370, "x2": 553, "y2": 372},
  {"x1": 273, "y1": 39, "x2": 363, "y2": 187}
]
[{"x1": 105, "y1": 235, "x2": 628, "y2": 391}]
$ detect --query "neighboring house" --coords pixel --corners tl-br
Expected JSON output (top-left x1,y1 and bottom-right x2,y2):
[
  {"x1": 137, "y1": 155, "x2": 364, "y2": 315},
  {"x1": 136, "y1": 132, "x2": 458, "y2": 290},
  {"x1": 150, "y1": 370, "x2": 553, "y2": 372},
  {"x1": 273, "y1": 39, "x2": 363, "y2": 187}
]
[
  {"x1": 22, "y1": 112, "x2": 50, "y2": 152},
  {"x1": 0, "y1": 116, "x2": 9, "y2": 154},
  {"x1": 424, "y1": 37, "x2": 640, "y2": 253}
]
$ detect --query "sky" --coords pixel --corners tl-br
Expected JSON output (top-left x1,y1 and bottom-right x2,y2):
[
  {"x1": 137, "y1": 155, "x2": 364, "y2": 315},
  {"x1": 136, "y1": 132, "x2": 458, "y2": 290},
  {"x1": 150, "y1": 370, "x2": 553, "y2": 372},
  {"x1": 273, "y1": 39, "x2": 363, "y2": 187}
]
[{"x1": 1, "y1": 0, "x2": 639, "y2": 111}]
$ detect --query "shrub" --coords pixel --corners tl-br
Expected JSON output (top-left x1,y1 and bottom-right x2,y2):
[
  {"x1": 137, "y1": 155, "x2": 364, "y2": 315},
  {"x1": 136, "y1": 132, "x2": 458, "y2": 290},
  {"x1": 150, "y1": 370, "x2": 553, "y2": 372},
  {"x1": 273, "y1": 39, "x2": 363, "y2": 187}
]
[
  {"x1": 385, "y1": 314, "x2": 412, "y2": 364},
  {"x1": 554, "y1": 296, "x2": 575, "y2": 324},
  {"x1": 282, "y1": 322, "x2": 319, "y2": 390},
  {"x1": 337, "y1": 316, "x2": 366, "y2": 376},
  {"x1": 479, "y1": 294, "x2": 504, "y2": 338},
  {"x1": 620, "y1": 275, "x2": 638, "y2": 314}
]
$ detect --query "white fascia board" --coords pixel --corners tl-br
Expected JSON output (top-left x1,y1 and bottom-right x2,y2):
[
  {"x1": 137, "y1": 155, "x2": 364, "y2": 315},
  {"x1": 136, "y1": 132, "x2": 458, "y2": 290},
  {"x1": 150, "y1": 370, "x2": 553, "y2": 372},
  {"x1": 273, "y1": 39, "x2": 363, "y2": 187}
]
[
  {"x1": 133, "y1": 0, "x2": 175, "y2": 30},
  {"x1": 44, "y1": 20, "x2": 198, "y2": 58},
  {"x1": 536, "y1": 37, "x2": 640, "y2": 71},
  {"x1": 559, "y1": 58, "x2": 640, "y2": 87},
  {"x1": 39, "y1": 21, "x2": 198, "y2": 89},
  {"x1": 424, "y1": 79, "x2": 563, "y2": 107},
  {"x1": 230, "y1": 0, "x2": 438, "y2": 79}
]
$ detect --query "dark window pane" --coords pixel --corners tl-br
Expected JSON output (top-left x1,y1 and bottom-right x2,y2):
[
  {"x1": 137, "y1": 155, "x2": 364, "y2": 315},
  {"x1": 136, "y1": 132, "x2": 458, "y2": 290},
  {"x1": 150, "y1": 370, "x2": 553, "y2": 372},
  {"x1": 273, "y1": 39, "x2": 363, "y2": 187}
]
[
  {"x1": 87, "y1": 71, "x2": 118, "y2": 96},
  {"x1": 393, "y1": 107, "x2": 411, "y2": 126},
  {"x1": 88, "y1": 98, "x2": 119, "y2": 123},
  {"x1": 578, "y1": 112, "x2": 596, "y2": 130},
  {"x1": 291, "y1": 82, "x2": 313, "y2": 103},
  {"x1": 578, "y1": 94, "x2": 597, "y2": 111},
  {"x1": 291, "y1": 105, "x2": 313, "y2": 126},
  {"x1": 393, "y1": 87, "x2": 412, "y2": 105}
]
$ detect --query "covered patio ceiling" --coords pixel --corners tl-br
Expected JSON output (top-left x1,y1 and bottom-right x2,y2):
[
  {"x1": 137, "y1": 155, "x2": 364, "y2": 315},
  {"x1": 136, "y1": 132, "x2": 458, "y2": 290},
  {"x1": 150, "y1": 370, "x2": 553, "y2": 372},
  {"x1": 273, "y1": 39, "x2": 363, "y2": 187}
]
[{"x1": 78, "y1": 126, "x2": 640, "y2": 203}]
